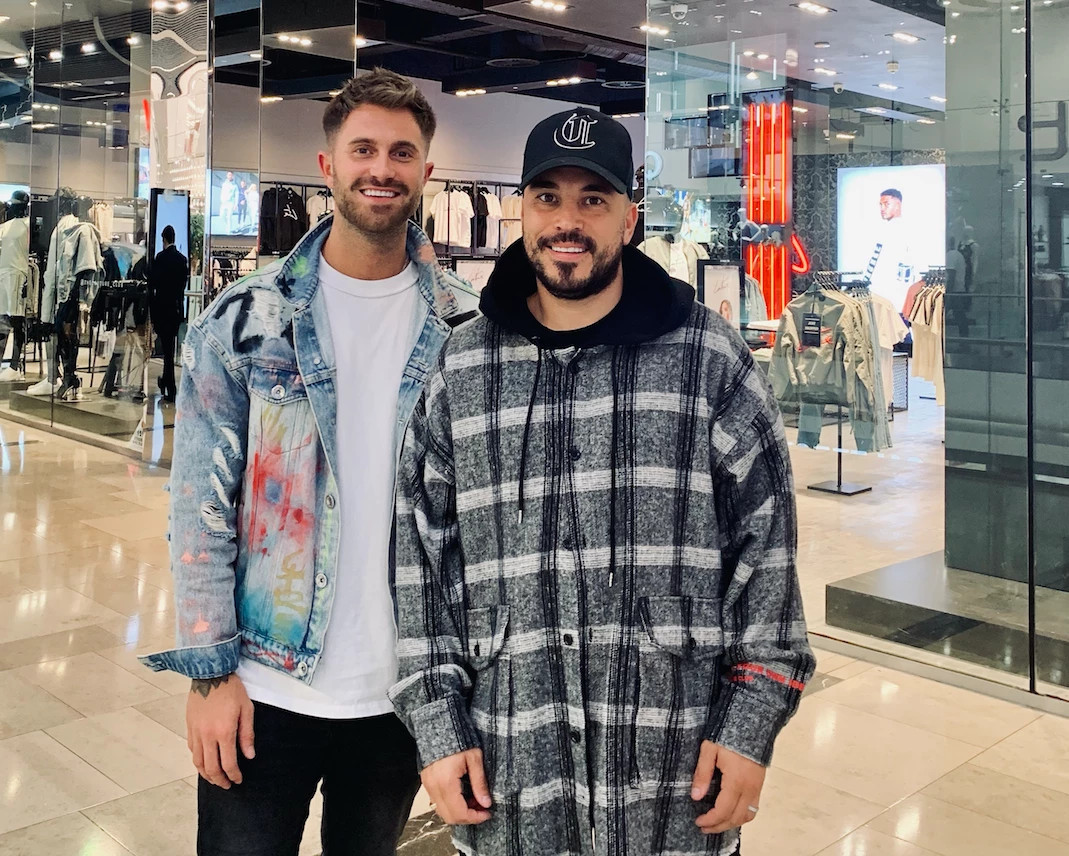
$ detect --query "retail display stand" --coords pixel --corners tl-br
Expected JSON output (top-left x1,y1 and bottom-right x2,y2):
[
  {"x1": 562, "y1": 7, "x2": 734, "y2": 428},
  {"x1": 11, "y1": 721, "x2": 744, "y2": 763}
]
[{"x1": 808, "y1": 404, "x2": 873, "y2": 496}]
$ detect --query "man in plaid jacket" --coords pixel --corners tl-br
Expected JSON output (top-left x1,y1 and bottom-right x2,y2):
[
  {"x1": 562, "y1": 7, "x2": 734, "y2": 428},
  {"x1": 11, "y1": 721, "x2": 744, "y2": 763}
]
[{"x1": 390, "y1": 109, "x2": 815, "y2": 856}]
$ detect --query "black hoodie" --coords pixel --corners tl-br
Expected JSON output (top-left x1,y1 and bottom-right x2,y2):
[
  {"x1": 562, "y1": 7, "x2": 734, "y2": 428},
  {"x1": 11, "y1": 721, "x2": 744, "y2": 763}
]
[{"x1": 478, "y1": 239, "x2": 695, "y2": 348}]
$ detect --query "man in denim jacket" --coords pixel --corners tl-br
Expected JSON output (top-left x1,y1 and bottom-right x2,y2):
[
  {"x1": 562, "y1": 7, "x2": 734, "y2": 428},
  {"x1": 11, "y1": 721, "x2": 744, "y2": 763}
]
[{"x1": 140, "y1": 69, "x2": 470, "y2": 855}]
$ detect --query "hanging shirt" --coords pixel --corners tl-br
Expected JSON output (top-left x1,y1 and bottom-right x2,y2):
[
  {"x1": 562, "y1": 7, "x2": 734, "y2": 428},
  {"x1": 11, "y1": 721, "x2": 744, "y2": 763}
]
[
  {"x1": 431, "y1": 190, "x2": 475, "y2": 248},
  {"x1": 501, "y1": 194, "x2": 524, "y2": 247},
  {"x1": 668, "y1": 242, "x2": 689, "y2": 282},
  {"x1": 237, "y1": 254, "x2": 420, "y2": 719},
  {"x1": 306, "y1": 192, "x2": 332, "y2": 224}
]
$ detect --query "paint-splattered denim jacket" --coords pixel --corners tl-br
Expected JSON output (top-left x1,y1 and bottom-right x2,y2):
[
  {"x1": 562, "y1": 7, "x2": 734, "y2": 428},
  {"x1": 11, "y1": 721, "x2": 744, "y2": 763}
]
[{"x1": 139, "y1": 217, "x2": 467, "y2": 682}]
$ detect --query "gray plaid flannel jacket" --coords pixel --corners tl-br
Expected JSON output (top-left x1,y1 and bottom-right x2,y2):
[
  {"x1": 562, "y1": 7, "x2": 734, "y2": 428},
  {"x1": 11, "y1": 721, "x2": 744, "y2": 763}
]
[{"x1": 390, "y1": 301, "x2": 814, "y2": 856}]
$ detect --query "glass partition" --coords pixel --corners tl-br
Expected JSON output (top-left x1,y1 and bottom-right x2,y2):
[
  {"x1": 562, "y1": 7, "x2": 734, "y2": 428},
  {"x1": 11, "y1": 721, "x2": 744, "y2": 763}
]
[{"x1": 644, "y1": 0, "x2": 1067, "y2": 697}]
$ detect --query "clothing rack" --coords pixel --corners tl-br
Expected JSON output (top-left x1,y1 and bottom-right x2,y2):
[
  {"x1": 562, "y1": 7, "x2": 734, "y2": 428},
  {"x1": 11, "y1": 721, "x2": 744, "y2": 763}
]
[
  {"x1": 422, "y1": 178, "x2": 520, "y2": 260},
  {"x1": 803, "y1": 270, "x2": 875, "y2": 496},
  {"x1": 259, "y1": 182, "x2": 326, "y2": 256}
]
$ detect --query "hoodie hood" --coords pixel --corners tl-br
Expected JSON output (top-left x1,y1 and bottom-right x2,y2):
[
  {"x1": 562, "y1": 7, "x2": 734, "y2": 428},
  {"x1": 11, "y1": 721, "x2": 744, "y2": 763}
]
[{"x1": 479, "y1": 239, "x2": 694, "y2": 348}]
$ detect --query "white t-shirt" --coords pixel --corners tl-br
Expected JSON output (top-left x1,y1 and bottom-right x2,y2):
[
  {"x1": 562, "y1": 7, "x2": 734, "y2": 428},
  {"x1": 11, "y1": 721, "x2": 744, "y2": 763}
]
[
  {"x1": 868, "y1": 217, "x2": 917, "y2": 313},
  {"x1": 432, "y1": 190, "x2": 475, "y2": 247},
  {"x1": 238, "y1": 254, "x2": 420, "y2": 719}
]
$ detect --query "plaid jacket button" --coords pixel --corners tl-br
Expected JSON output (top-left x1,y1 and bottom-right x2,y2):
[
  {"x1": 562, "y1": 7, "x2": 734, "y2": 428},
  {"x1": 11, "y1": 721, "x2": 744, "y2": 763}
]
[
  {"x1": 569, "y1": 446, "x2": 582, "y2": 461},
  {"x1": 325, "y1": 495, "x2": 336, "y2": 510},
  {"x1": 570, "y1": 728, "x2": 582, "y2": 744},
  {"x1": 563, "y1": 633, "x2": 574, "y2": 647}
]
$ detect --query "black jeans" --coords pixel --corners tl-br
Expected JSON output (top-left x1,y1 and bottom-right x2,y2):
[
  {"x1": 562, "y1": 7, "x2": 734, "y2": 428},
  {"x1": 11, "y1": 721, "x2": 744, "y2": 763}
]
[
  {"x1": 198, "y1": 704, "x2": 421, "y2": 856},
  {"x1": 158, "y1": 328, "x2": 178, "y2": 397}
]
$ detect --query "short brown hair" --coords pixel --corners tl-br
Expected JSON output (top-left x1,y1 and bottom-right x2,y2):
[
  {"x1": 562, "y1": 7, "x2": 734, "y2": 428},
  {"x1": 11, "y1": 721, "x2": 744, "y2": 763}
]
[{"x1": 323, "y1": 68, "x2": 437, "y2": 148}]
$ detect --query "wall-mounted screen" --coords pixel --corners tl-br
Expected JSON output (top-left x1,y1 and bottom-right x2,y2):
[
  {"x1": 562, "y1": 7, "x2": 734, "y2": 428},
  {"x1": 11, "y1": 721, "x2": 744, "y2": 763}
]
[
  {"x1": 837, "y1": 164, "x2": 946, "y2": 313},
  {"x1": 664, "y1": 116, "x2": 712, "y2": 150},
  {"x1": 149, "y1": 189, "x2": 190, "y2": 265},
  {"x1": 690, "y1": 146, "x2": 740, "y2": 179},
  {"x1": 210, "y1": 169, "x2": 260, "y2": 237},
  {"x1": 699, "y1": 262, "x2": 742, "y2": 330}
]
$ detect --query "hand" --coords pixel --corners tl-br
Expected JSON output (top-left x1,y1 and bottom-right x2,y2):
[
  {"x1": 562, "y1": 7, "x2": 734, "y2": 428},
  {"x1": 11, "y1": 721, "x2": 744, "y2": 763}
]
[
  {"x1": 421, "y1": 748, "x2": 493, "y2": 826},
  {"x1": 692, "y1": 741, "x2": 766, "y2": 835},
  {"x1": 186, "y1": 673, "x2": 255, "y2": 789}
]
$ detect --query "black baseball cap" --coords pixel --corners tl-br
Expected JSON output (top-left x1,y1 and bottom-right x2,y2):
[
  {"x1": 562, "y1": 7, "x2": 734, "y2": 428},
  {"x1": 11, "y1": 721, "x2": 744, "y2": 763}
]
[{"x1": 520, "y1": 108, "x2": 634, "y2": 199}]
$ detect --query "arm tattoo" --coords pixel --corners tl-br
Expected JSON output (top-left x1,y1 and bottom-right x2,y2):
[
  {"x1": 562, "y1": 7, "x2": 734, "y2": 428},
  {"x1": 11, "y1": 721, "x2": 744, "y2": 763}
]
[{"x1": 191, "y1": 675, "x2": 231, "y2": 698}]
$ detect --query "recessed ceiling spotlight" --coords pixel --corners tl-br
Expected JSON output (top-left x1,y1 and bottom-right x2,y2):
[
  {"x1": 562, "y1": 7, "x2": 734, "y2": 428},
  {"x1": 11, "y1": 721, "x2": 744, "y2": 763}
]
[
  {"x1": 743, "y1": 50, "x2": 755, "y2": 56},
  {"x1": 1054, "y1": 182, "x2": 1065, "y2": 187},
  {"x1": 531, "y1": 0, "x2": 568, "y2": 10},
  {"x1": 746, "y1": 70, "x2": 759, "y2": 80},
  {"x1": 249, "y1": 51, "x2": 261, "y2": 59},
  {"x1": 892, "y1": 31, "x2": 921, "y2": 43},
  {"x1": 813, "y1": 67, "x2": 837, "y2": 76},
  {"x1": 1043, "y1": 173, "x2": 1055, "y2": 178},
  {"x1": 354, "y1": 36, "x2": 368, "y2": 47},
  {"x1": 0, "y1": 15, "x2": 10, "y2": 23},
  {"x1": 815, "y1": 58, "x2": 826, "y2": 63},
  {"x1": 952, "y1": 11, "x2": 960, "y2": 16},
  {"x1": 795, "y1": 2, "x2": 835, "y2": 14},
  {"x1": 877, "y1": 82, "x2": 900, "y2": 90},
  {"x1": 929, "y1": 95, "x2": 947, "y2": 103},
  {"x1": 814, "y1": 41, "x2": 831, "y2": 48},
  {"x1": 260, "y1": 95, "x2": 283, "y2": 103},
  {"x1": 81, "y1": 42, "x2": 97, "y2": 53},
  {"x1": 299, "y1": 38, "x2": 312, "y2": 47},
  {"x1": 175, "y1": 0, "x2": 189, "y2": 9},
  {"x1": 640, "y1": 23, "x2": 671, "y2": 36},
  {"x1": 48, "y1": 48, "x2": 62, "y2": 61},
  {"x1": 757, "y1": 53, "x2": 769, "y2": 59},
  {"x1": 127, "y1": 35, "x2": 141, "y2": 45},
  {"x1": 152, "y1": 0, "x2": 167, "y2": 9},
  {"x1": 836, "y1": 132, "x2": 855, "y2": 139},
  {"x1": 867, "y1": 107, "x2": 888, "y2": 114},
  {"x1": 916, "y1": 117, "x2": 937, "y2": 124},
  {"x1": 14, "y1": 55, "x2": 29, "y2": 67}
]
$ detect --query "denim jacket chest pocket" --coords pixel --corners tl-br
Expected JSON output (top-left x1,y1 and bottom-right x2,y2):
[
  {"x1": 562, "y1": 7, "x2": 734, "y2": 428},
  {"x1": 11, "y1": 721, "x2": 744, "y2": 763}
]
[{"x1": 248, "y1": 366, "x2": 317, "y2": 454}]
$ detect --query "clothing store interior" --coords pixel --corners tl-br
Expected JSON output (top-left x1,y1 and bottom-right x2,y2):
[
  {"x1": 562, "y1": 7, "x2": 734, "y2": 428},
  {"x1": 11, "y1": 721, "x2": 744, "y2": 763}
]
[{"x1": 1, "y1": 0, "x2": 1068, "y2": 706}]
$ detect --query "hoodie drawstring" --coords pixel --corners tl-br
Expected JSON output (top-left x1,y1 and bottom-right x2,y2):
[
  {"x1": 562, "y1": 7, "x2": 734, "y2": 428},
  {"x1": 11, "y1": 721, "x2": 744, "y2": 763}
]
[
  {"x1": 517, "y1": 347, "x2": 543, "y2": 524},
  {"x1": 608, "y1": 346, "x2": 620, "y2": 587}
]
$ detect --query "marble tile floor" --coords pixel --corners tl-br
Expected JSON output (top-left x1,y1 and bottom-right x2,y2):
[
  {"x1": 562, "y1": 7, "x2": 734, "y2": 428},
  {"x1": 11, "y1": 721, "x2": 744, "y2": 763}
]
[{"x1": 4, "y1": 411, "x2": 1069, "y2": 855}]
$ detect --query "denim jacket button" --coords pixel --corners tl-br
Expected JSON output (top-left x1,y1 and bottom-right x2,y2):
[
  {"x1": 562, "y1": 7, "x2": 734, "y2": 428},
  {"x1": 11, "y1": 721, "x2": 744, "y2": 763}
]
[
  {"x1": 314, "y1": 356, "x2": 322, "y2": 365},
  {"x1": 271, "y1": 384, "x2": 285, "y2": 400},
  {"x1": 315, "y1": 573, "x2": 328, "y2": 589},
  {"x1": 325, "y1": 494, "x2": 336, "y2": 510},
  {"x1": 296, "y1": 662, "x2": 309, "y2": 677}
]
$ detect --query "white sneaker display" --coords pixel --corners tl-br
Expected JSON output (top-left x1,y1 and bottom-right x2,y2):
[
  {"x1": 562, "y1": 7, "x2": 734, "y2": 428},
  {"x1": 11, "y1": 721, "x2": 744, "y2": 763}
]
[
  {"x1": 25, "y1": 379, "x2": 56, "y2": 396},
  {"x1": 0, "y1": 367, "x2": 24, "y2": 382}
]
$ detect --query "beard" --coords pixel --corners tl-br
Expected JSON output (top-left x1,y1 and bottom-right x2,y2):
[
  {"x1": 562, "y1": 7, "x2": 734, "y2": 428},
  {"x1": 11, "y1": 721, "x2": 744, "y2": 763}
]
[
  {"x1": 334, "y1": 178, "x2": 419, "y2": 238},
  {"x1": 525, "y1": 229, "x2": 624, "y2": 302}
]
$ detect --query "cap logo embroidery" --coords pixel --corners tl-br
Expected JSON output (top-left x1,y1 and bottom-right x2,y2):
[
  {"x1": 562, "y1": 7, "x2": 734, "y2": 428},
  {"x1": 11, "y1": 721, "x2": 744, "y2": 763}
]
[{"x1": 554, "y1": 113, "x2": 598, "y2": 150}]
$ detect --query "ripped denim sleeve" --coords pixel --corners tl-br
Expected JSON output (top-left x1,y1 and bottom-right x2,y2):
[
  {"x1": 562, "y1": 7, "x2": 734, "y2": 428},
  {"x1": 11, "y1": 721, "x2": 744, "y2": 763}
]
[{"x1": 166, "y1": 323, "x2": 249, "y2": 651}]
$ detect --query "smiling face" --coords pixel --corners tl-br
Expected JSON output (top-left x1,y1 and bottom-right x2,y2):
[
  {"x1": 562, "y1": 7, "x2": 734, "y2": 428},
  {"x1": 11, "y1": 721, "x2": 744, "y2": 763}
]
[
  {"x1": 319, "y1": 103, "x2": 434, "y2": 240},
  {"x1": 522, "y1": 166, "x2": 638, "y2": 301}
]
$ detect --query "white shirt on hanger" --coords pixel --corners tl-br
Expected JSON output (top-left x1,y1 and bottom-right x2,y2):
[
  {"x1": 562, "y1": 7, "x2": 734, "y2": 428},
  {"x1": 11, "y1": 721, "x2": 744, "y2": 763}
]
[{"x1": 431, "y1": 189, "x2": 475, "y2": 248}]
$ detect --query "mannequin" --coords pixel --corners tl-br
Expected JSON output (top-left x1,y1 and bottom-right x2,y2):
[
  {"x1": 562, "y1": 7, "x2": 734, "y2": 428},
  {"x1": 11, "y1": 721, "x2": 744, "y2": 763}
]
[
  {"x1": 958, "y1": 225, "x2": 978, "y2": 294},
  {"x1": 638, "y1": 228, "x2": 710, "y2": 287},
  {"x1": 0, "y1": 191, "x2": 30, "y2": 382}
]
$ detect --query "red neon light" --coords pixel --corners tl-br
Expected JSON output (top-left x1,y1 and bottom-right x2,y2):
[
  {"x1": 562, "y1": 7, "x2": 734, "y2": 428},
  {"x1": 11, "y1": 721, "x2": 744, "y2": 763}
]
[
  {"x1": 791, "y1": 233, "x2": 811, "y2": 275},
  {"x1": 143, "y1": 99, "x2": 151, "y2": 135}
]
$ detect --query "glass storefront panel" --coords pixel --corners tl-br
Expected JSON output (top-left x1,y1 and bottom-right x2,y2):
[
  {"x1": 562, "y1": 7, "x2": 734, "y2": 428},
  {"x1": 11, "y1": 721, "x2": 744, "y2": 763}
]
[{"x1": 644, "y1": 0, "x2": 1066, "y2": 696}]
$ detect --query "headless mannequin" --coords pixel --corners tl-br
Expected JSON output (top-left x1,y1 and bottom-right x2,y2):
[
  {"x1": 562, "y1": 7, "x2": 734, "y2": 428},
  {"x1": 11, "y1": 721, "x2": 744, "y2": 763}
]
[{"x1": 0, "y1": 197, "x2": 30, "y2": 378}]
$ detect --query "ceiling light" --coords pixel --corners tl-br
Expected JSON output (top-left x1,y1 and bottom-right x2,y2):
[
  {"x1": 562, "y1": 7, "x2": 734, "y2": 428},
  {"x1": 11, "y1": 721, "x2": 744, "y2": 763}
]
[
  {"x1": 640, "y1": 23, "x2": 671, "y2": 36},
  {"x1": 892, "y1": 32, "x2": 920, "y2": 43},
  {"x1": 813, "y1": 67, "x2": 837, "y2": 76},
  {"x1": 31, "y1": 123, "x2": 55, "y2": 130},
  {"x1": 917, "y1": 117, "x2": 937, "y2": 124},
  {"x1": 952, "y1": 11, "x2": 960, "y2": 16},
  {"x1": 127, "y1": 35, "x2": 141, "y2": 46},
  {"x1": 81, "y1": 42, "x2": 97, "y2": 54},
  {"x1": 878, "y1": 82, "x2": 900, "y2": 90},
  {"x1": 929, "y1": 95, "x2": 947, "y2": 103},
  {"x1": 329, "y1": 89, "x2": 342, "y2": 96},
  {"x1": 299, "y1": 38, "x2": 312, "y2": 47},
  {"x1": 568, "y1": 76, "x2": 581, "y2": 84},
  {"x1": 942, "y1": 1, "x2": 952, "y2": 5},
  {"x1": 796, "y1": 2, "x2": 835, "y2": 14},
  {"x1": 867, "y1": 107, "x2": 887, "y2": 114},
  {"x1": 176, "y1": 0, "x2": 189, "y2": 9},
  {"x1": 836, "y1": 132, "x2": 855, "y2": 140},
  {"x1": 249, "y1": 51, "x2": 261, "y2": 59},
  {"x1": 793, "y1": 106, "x2": 809, "y2": 113},
  {"x1": 14, "y1": 56, "x2": 29, "y2": 67},
  {"x1": 531, "y1": 0, "x2": 568, "y2": 9},
  {"x1": 1011, "y1": 3, "x2": 1020, "y2": 8},
  {"x1": 260, "y1": 95, "x2": 283, "y2": 103},
  {"x1": 456, "y1": 88, "x2": 487, "y2": 97},
  {"x1": 48, "y1": 49, "x2": 62, "y2": 61},
  {"x1": 746, "y1": 71, "x2": 759, "y2": 80},
  {"x1": 547, "y1": 79, "x2": 559, "y2": 87},
  {"x1": 757, "y1": 53, "x2": 769, "y2": 60},
  {"x1": 354, "y1": 36, "x2": 368, "y2": 47},
  {"x1": 815, "y1": 58, "x2": 825, "y2": 63},
  {"x1": 814, "y1": 41, "x2": 831, "y2": 48},
  {"x1": 1054, "y1": 182, "x2": 1065, "y2": 187},
  {"x1": 153, "y1": 0, "x2": 167, "y2": 9},
  {"x1": 743, "y1": 50, "x2": 755, "y2": 57},
  {"x1": 278, "y1": 34, "x2": 291, "y2": 42},
  {"x1": 1043, "y1": 173, "x2": 1054, "y2": 178},
  {"x1": 0, "y1": 15, "x2": 9, "y2": 23}
]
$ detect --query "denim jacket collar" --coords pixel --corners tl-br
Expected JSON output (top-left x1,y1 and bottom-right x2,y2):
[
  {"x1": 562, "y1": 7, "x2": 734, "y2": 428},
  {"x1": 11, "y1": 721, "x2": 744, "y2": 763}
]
[{"x1": 272, "y1": 215, "x2": 459, "y2": 323}]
